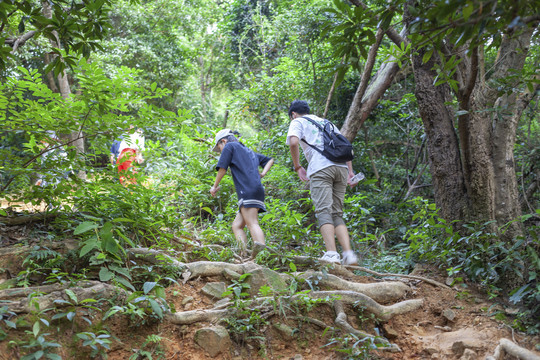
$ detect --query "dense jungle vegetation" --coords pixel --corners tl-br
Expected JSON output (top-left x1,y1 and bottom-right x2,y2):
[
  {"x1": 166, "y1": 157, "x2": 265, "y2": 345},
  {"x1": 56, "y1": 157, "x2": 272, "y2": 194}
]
[{"x1": 0, "y1": 0, "x2": 539, "y2": 359}]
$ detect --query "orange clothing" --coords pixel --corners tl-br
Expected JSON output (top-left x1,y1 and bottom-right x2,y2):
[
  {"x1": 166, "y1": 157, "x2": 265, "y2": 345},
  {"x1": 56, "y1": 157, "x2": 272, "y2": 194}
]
[{"x1": 117, "y1": 148, "x2": 137, "y2": 185}]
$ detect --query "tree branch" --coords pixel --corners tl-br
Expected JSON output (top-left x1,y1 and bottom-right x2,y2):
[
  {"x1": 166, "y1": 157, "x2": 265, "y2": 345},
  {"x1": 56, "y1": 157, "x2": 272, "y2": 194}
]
[{"x1": 9, "y1": 31, "x2": 37, "y2": 53}]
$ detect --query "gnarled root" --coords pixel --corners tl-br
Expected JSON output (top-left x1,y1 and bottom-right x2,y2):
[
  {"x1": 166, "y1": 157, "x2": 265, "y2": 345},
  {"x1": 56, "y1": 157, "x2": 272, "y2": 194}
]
[
  {"x1": 486, "y1": 339, "x2": 540, "y2": 360},
  {"x1": 333, "y1": 300, "x2": 400, "y2": 352},
  {"x1": 165, "y1": 308, "x2": 236, "y2": 325},
  {"x1": 128, "y1": 247, "x2": 247, "y2": 281},
  {"x1": 0, "y1": 281, "x2": 127, "y2": 313},
  {"x1": 306, "y1": 290, "x2": 423, "y2": 321},
  {"x1": 297, "y1": 270, "x2": 410, "y2": 303}
]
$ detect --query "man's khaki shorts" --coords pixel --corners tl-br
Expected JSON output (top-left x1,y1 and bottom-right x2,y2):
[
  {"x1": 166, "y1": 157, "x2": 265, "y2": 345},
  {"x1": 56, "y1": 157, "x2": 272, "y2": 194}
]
[{"x1": 309, "y1": 166, "x2": 348, "y2": 228}]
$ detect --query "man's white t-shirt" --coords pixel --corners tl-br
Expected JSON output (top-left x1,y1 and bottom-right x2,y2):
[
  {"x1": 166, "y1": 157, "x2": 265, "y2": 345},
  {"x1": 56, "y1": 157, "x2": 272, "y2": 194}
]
[
  {"x1": 286, "y1": 115, "x2": 348, "y2": 179},
  {"x1": 118, "y1": 131, "x2": 145, "y2": 154}
]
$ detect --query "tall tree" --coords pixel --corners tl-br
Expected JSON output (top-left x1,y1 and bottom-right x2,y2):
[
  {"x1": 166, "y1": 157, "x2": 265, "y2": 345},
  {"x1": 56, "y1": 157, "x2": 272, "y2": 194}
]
[{"x1": 331, "y1": 0, "x2": 539, "y2": 240}]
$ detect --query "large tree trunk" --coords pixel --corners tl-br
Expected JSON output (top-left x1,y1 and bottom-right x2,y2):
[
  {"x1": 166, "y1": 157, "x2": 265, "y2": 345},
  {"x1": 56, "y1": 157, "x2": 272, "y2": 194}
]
[
  {"x1": 42, "y1": 1, "x2": 85, "y2": 168},
  {"x1": 409, "y1": 26, "x2": 537, "y2": 240},
  {"x1": 411, "y1": 50, "x2": 469, "y2": 222},
  {"x1": 464, "y1": 27, "x2": 537, "y2": 239}
]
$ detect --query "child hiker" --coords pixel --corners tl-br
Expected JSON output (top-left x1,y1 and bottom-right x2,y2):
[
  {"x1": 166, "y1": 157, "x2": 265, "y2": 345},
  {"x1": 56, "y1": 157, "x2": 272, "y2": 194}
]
[{"x1": 210, "y1": 129, "x2": 274, "y2": 258}]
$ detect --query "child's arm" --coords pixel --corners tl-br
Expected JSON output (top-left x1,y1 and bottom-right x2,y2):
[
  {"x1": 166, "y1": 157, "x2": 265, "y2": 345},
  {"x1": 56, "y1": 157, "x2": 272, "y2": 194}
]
[
  {"x1": 260, "y1": 158, "x2": 274, "y2": 178},
  {"x1": 210, "y1": 167, "x2": 227, "y2": 197}
]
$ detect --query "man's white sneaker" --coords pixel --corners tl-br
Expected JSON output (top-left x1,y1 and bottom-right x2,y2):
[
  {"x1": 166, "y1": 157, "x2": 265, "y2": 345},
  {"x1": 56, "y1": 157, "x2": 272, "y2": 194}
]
[
  {"x1": 342, "y1": 250, "x2": 358, "y2": 266},
  {"x1": 320, "y1": 251, "x2": 341, "y2": 264}
]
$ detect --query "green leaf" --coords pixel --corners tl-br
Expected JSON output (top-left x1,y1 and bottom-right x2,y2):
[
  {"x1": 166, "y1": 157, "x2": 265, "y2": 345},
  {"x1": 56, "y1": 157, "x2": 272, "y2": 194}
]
[
  {"x1": 148, "y1": 298, "x2": 163, "y2": 318},
  {"x1": 79, "y1": 240, "x2": 98, "y2": 257},
  {"x1": 5, "y1": 320, "x2": 16, "y2": 328},
  {"x1": 462, "y1": 2, "x2": 473, "y2": 21},
  {"x1": 201, "y1": 207, "x2": 213, "y2": 215},
  {"x1": 115, "y1": 276, "x2": 136, "y2": 291},
  {"x1": 99, "y1": 267, "x2": 114, "y2": 282},
  {"x1": 33, "y1": 321, "x2": 40, "y2": 337},
  {"x1": 422, "y1": 49, "x2": 433, "y2": 64},
  {"x1": 65, "y1": 289, "x2": 78, "y2": 303},
  {"x1": 143, "y1": 282, "x2": 157, "y2": 294},
  {"x1": 151, "y1": 82, "x2": 157, "y2": 92},
  {"x1": 74, "y1": 221, "x2": 98, "y2": 235},
  {"x1": 289, "y1": 262, "x2": 297, "y2": 272}
]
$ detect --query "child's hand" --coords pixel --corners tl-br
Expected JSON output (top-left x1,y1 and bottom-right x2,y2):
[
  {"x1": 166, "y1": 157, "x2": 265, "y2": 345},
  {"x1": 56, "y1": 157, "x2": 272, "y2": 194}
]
[{"x1": 210, "y1": 185, "x2": 220, "y2": 197}]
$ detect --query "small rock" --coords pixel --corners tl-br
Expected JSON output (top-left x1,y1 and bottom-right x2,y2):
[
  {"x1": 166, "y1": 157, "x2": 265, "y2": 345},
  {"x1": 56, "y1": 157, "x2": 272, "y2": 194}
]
[
  {"x1": 445, "y1": 277, "x2": 454, "y2": 286},
  {"x1": 459, "y1": 349, "x2": 477, "y2": 360},
  {"x1": 505, "y1": 307, "x2": 520, "y2": 315},
  {"x1": 273, "y1": 323, "x2": 295, "y2": 340},
  {"x1": 383, "y1": 324, "x2": 399, "y2": 339},
  {"x1": 183, "y1": 302, "x2": 193, "y2": 311},
  {"x1": 424, "y1": 347, "x2": 438, "y2": 355},
  {"x1": 201, "y1": 282, "x2": 227, "y2": 299},
  {"x1": 292, "y1": 355, "x2": 303, "y2": 360},
  {"x1": 194, "y1": 326, "x2": 232, "y2": 357},
  {"x1": 181, "y1": 296, "x2": 194, "y2": 305},
  {"x1": 442, "y1": 309, "x2": 456, "y2": 322},
  {"x1": 452, "y1": 340, "x2": 483, "y2": 356}
]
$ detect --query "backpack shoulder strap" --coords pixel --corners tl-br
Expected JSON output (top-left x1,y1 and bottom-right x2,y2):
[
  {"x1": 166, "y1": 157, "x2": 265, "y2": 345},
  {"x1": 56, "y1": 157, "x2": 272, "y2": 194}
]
[
  {"x1": 301, "y1": 116, "x2": 325, "y2": 131},
  {"x1": 299, "y1": 116, "x2": 324, "y2": 155}
]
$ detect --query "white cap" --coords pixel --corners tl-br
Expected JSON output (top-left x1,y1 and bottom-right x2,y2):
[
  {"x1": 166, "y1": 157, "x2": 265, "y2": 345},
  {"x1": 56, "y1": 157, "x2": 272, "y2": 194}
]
[{"x1": 212, "y1": 129, "x2": 234, "y2": 152}]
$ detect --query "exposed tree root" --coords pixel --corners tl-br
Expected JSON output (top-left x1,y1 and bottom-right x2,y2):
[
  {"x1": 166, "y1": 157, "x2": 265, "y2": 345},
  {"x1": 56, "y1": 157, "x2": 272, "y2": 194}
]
[
  {"x1": 288, "y1": 254, "x2": 449, "y2": 289},
  {"x1": 128, "y1": 248, "x2": 415, "y2": 304},
  {"x1": 486, "y1": 339, "x2": 540, "y2": 360},
  {"x1": 166, "y1": 308, "x2": 236, "y2": 325},
  {"x1": 345, "y1": 265, "x2": 451, "y2": 289},
  {"x1": 333, "y1": 300, "x2": 400, "y2": 352},
  {"x1": 296, "y1": 270, "x2": 411, "y2": 303},
  {"x1": 0, "y1": 212, "x2": 56, "y2": 226},
  {"x1": 0, "y1": 281, "x2": 127, "y2": 313},
  {"x1": 300, "y1": 290, "x2": 423, "y2": 321}
]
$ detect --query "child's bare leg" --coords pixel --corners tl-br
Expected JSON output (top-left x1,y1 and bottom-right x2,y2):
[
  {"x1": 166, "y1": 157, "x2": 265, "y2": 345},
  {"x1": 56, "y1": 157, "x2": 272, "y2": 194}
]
[
  {"x1": 231, "y1": 212, "x2": 248, "y2": 254},
  {"x1": 240, "y1": 207, "x2": 265, "y2": 245}
]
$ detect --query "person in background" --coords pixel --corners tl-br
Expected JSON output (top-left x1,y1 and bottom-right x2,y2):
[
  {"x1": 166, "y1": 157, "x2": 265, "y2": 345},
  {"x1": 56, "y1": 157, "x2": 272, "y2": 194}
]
[
  {"x1": 286, "y1": 100, "x2": 359, "y2": 265},
  {"x1": 109, "y1": 137, "x2": 123, "y2": 165},
  {"x1": 117, "y1": 128, "x2": 145, "y2": 185},
  {"x1": 35, "y1": 131, "x2": 70, "y2": 188},
  {"x1": 210, "y1": 129, "x2": 274, "y2": 258}
]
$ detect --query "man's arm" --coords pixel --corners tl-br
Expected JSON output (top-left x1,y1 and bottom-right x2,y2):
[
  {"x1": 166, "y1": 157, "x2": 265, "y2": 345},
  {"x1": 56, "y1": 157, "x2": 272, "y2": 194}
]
[
  {"x1": 288, "y1": 136, "x2": 308, "y2": 181},
  {"x1": 210, "y1": 168, "x2": 227, "y2": 196},
  {"x1": 260, "y1": 158, "x2": 274, "y2": 178}
]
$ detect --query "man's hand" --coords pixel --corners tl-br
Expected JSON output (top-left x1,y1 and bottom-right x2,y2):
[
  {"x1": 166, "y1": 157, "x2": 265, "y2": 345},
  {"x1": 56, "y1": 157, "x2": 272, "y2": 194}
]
[
  {"x1": 296, "y1": 166, "x2": 309, "y2": 181},
  {"x1": 210, "y1": 185, "x2": 220, "y2": 197}
]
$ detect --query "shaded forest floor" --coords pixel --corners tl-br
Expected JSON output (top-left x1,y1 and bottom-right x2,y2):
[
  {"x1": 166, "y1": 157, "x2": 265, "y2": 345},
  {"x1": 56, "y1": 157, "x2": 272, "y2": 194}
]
[{"x1": 0, "y1": 203, "x2": 539, "y2": 360}]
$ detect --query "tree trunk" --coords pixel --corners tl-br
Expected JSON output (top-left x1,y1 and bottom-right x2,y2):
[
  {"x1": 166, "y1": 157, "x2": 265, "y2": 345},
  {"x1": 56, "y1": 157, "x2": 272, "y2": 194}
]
[
  {"x1": 341, "y1": 30, "x2": 405, "y2": 141},
  {"x1": 42, "y1": 1, "x2": 85, "y2": 161},
  {"x1": 463, "y1": 27, "x2": 536, "y2": 239},
  {"x1": 411, "y1": 50, "x2": 469, "y2": 222}
]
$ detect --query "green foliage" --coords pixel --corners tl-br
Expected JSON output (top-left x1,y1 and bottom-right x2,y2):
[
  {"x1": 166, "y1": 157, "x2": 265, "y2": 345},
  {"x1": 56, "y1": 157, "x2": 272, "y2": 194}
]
[
  {"x1": 128, "y1": 334, "x2": 165, "y2": 360},
  {"x1": 15, "y1": 293, "x2": 61, "y2": 360},
  {"x1": 103, "y1": 281, "x2": 170, "y2": 327},
  {"x1": 1, "y1": 0, "x2": 119, "y2": 75},
  {"x1": 76, "y1": 330, "x2": 112, "y2": 358},
  {"x1": 0, "y1": 305, "x2": 17, "y2": 341},
  {"x1": 406, "y1": 199, "x2": 540, "y2": 333}
]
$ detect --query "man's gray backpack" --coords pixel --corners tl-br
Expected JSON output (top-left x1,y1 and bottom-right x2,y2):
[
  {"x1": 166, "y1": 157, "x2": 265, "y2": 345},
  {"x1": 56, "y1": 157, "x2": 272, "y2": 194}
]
[{"x1": 301, "y1": 116, "x2": 354, "y2": 163}]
